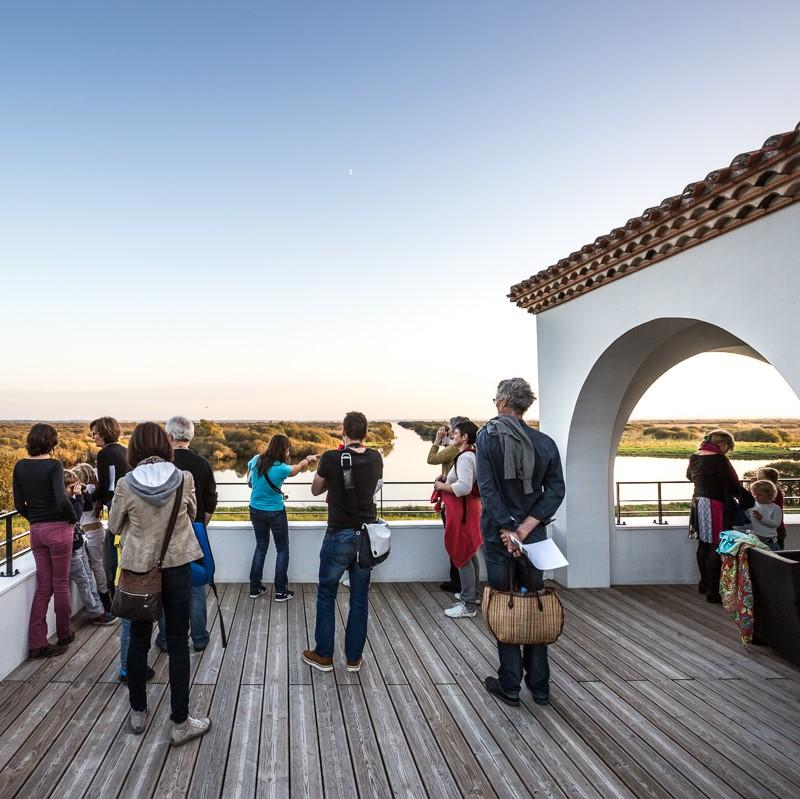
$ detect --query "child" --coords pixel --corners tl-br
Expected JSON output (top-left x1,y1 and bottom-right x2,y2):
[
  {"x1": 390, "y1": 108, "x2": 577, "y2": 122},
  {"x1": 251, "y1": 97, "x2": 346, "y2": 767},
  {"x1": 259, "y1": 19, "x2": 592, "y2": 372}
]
[
  {"x1": 63, "y1": 469, "x2": 116, "y2": 625},
  {"x1": 757, "y1": 467, "x2": 786, "y2": 549},
  {"x1": 73, "y1": 463, "x2": 112, "y2": 611},
  {"x1": 748, "y1": 479, "x2": 783, "y2": 551}
]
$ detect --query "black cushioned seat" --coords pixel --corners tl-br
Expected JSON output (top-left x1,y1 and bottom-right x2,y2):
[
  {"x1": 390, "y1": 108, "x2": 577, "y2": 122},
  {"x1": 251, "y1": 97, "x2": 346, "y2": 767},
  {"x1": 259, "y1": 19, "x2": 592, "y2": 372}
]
[{"x1": 749, "y1": 548, "x2": 800, "y2": 667}]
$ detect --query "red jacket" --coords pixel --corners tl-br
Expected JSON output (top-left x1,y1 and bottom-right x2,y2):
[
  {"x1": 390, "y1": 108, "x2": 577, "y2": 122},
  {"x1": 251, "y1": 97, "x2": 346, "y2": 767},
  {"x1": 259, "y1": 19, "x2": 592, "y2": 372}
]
[{"x1": 441, "y1": 491, "x2": 482, "y2": 568}]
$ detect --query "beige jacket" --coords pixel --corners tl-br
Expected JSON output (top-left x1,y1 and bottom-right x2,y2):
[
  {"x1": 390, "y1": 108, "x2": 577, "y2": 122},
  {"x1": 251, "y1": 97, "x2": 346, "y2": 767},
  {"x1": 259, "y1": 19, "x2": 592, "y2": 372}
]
[{"x1": 110, "y1": 466, "x2": 202, "y2": 572}]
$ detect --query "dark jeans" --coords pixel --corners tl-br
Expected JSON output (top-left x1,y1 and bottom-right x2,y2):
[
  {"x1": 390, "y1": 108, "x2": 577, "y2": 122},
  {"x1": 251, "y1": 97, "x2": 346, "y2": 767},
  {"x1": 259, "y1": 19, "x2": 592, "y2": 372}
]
[
  {"x1": 484, "y1": 541, "x2": 549, "y2": 698},
  {"x1": 128, "y1": 563, "x2": 191, "y2": 723},
  {"x1": 104, "y1": 528, "x2": 118, "y2": 599},
  {"x1": 314, "y1": 529, "x2": 371, "y2": 660},
  {"x1": 156, "y1": 584, "x2": 209, "y2": 649},
  {"x1": 249, "y1": 507, "x2": 290, "y2": 593},
  {"x1": 696, "y1": 541, "x2": 722, "y2": 597}
]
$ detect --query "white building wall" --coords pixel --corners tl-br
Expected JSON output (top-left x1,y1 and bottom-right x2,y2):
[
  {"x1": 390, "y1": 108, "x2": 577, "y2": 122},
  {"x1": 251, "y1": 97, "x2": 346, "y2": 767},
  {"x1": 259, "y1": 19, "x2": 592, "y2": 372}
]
[{"x1": 535, "y1": 204, "x2": 800, "y2": 587}]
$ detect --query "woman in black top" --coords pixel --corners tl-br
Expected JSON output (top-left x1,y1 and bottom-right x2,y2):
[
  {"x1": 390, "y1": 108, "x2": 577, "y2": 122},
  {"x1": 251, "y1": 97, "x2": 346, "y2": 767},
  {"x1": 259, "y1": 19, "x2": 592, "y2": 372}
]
[
  {"x1": 90, "y1": 416, "x2": 129, "y2": 596},
  {"x1": 13, "y1": 423, "x2": 78, "y2": 658},
  {"x1": 687, "y1": 429, "x2": 752, "y2": 603}
]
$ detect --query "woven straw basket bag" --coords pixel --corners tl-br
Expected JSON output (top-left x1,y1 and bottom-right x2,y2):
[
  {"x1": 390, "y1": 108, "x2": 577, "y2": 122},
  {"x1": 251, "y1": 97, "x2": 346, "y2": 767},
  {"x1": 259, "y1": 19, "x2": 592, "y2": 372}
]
[{"x1": 482, "y1": 584, "x2": 564, "y2": 645}]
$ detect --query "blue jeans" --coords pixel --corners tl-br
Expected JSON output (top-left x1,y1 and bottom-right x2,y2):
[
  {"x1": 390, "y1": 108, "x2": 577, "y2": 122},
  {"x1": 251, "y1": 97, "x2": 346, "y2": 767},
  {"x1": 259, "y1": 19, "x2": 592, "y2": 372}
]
[
  {"x1": 484, "y1": 541, "x2": 550, "y2": 698},
  {"x1": 128, "y1": 564, "x2": 191, "y2": 723},
  {"x1": 119, "y1": 618, "x2": 131, "y2": 672},
  {"x1": 249, "y1": 507, "x2": 290, "y2": 593},
  {"x1": 314, "y1": 529, "x2": 371, "y2": 660},
  {"x1": 156, "y1": 584, "x2": 209, "y2": 649}
]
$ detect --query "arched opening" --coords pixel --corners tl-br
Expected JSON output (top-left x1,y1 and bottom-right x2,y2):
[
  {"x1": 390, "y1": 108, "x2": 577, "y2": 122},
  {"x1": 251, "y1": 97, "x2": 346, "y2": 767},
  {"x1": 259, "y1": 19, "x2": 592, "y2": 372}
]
[{"x1": 559, "y1": 317, "x2": 800, "y2": 587}]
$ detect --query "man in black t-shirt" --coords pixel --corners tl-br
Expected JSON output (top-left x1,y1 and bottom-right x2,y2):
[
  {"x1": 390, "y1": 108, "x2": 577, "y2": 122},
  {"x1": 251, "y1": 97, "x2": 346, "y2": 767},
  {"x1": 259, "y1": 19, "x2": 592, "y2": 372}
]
[{"x1": 302, "y1": 411, "x2": 382, "y2": 674}]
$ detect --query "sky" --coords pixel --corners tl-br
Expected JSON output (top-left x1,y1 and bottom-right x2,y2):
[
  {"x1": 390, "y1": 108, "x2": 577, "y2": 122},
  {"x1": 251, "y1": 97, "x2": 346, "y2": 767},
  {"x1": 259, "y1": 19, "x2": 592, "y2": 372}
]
[{"x1": 1, "y1": 0, "x2": 799, "y2": 421}]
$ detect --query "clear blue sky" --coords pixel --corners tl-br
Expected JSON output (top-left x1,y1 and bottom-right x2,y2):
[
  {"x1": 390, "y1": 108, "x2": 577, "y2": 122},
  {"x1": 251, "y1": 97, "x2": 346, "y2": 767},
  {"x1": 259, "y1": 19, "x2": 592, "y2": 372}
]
[{"x1": 2, "y1": 1, "x2": 799, "y2": 420}]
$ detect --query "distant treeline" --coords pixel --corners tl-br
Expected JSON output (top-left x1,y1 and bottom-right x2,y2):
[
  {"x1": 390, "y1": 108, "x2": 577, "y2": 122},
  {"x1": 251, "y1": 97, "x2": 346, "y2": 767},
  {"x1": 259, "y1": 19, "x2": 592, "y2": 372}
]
[
  {"x1": 0, "y1": 420, "x2": 395, "y2": 512},
  {"x1": 400, "y1": 418, "x2": 800, "y2": 462}
]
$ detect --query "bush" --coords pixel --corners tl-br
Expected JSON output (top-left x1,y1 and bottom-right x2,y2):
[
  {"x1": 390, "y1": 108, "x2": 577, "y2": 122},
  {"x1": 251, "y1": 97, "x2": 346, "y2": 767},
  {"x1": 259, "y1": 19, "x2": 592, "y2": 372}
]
[{"x1": 736, "y1": 426, "x2": 781, "y2": 443}]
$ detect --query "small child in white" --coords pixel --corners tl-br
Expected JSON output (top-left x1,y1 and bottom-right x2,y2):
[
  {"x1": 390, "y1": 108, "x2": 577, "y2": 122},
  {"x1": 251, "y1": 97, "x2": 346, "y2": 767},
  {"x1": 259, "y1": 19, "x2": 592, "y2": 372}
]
[{"x1": 748, "y1": 479, "x2": 782, "y2": 551}]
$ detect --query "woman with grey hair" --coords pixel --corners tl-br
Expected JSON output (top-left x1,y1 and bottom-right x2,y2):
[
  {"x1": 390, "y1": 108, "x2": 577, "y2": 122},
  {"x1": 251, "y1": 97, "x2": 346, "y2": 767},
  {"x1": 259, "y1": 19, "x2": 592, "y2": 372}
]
[{"x1": 165, "y1": 416, "x2": 195, "y2": 442}]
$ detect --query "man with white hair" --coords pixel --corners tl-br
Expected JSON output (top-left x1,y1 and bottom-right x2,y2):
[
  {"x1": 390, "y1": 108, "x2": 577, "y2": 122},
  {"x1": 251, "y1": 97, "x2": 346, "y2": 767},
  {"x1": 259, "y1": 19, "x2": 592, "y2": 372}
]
[
  {"x1": 476, "y1": 377, "x2": 565, "y2": 708},
  {"x1": 155, "y1": 416, "x2": 218, "y2": 652}
]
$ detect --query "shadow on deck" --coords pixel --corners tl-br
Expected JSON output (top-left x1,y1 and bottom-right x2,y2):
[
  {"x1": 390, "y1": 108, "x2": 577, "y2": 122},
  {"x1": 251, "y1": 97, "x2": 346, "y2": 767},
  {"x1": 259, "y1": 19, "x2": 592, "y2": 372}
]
[{"x1": 0, "y1": 583, "x2": 799, "y2": 798}]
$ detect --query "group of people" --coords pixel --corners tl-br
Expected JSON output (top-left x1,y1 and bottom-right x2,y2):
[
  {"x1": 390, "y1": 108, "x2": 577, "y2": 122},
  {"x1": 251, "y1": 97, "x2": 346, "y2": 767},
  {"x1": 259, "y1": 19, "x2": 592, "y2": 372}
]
[
  {"x1": 687, "y1": 428, "x2": 786, "y2": 603},
  {"x1": 12, "y1": 415, "x2": 218, "y2": 746},
  {"x1": 12, "y1": 375, "x2": 566, "y2": 736}
]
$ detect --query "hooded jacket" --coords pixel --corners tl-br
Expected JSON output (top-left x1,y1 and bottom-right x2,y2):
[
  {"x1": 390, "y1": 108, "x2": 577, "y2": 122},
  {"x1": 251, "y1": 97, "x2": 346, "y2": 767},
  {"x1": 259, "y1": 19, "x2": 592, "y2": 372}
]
[{"x1": 109, "y1": 461, "x2": 202, "y2": 572}]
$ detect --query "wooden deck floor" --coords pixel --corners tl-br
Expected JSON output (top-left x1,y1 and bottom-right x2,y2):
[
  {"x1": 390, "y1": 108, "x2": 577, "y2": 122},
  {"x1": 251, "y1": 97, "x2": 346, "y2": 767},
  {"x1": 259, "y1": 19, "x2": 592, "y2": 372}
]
[{"x1": 1, "y1": 582, "x2": 799, "y2": 798}]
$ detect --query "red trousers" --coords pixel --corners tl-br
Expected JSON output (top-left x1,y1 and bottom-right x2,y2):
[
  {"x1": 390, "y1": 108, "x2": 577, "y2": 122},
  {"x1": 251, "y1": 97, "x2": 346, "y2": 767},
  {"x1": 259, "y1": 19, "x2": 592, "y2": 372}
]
[{"x1": 28, "y1": 521, "x2": 73, "y2": 649}]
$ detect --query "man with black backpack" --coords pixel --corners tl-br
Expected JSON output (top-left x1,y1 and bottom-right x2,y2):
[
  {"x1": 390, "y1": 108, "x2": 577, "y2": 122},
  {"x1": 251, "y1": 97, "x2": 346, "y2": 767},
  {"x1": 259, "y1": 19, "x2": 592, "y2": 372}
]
[{"x1": 302, "y1": 411, "x2": 383, "y2": 673}]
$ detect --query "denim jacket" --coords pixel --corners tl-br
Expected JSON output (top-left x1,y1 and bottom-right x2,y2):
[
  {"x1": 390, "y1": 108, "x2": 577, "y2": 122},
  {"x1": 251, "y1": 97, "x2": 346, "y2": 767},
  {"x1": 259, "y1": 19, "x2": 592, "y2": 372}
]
[{"x1": 476, "y1": 418, "x2": 565, "y2": 545}]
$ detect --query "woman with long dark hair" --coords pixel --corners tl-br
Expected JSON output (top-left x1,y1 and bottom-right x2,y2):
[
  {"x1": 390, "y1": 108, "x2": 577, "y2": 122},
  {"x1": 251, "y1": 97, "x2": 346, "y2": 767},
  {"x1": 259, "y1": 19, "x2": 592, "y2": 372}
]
[
  {"x1": 109, "y1": 422, "x2": 210, "y2": 746},
  {"x1": 247, "y1": 434, "x2": 318, "y2": 600},
  {"x1": 13, "y1": 423, "x2": 79, "y2": 658},
  {"x1": 687, "y1": 428, "x2": 753, "y2": 603}
]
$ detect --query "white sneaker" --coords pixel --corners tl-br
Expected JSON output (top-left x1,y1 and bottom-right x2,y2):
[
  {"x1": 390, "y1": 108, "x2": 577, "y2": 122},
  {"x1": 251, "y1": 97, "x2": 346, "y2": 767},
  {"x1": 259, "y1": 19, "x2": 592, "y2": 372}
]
[
  {"x1": 170, "y1": 715, "x2": 212, "y2": 747},
  {"x1": 445, "y1": 603, "x2": 476, "y2": 618},
  {"x1": 129, "y1": 709, "x2": 148, "y2": 734}
]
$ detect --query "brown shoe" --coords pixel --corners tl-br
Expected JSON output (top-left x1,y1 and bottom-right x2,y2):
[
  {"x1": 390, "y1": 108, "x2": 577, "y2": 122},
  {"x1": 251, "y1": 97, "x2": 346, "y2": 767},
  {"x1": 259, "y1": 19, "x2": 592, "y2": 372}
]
[
  {"x1": 29, "y1": 645, "x2": 67, "y2": 659},
  {"x1": 57, "y1": 632, "x2": 75, "y2": 647},
  {"x1": 346, "y1": 657, "x2": 363, "y2": 673},
  {"x1": 302, "y1": 650, "x2": 333, "y2": 672}
]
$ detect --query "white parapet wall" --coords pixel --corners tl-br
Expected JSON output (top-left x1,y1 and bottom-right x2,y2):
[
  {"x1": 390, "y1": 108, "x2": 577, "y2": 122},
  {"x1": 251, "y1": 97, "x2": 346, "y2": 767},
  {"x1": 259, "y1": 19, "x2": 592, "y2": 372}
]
[{"x1": 207, "y1": 520, "x2": 476, "y2": 583}]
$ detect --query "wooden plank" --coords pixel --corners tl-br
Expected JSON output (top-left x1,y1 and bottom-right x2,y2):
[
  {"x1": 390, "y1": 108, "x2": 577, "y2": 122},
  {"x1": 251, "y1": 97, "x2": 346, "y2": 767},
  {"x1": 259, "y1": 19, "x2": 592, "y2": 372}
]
[
  {"x1": 378, "y1": 584, "x2": 455, "y2": 685},
  {"x1": 585, "y1": 682, "x2": 743, "y2": 799},
  {"x1": 631, "y1": 679, "x2": 800, "y2": 798},
  {"x1": 287, "y1": 583, "x2": 310, "y2": 686},
  {"x1": 14, "y1": 682, "x2": 117, "y2": 798},
  {"x1": 49, "y1": 683, "x2": 130, "y2": 798},
  {"x1": 53, "y1": 623, "x2": 118, "y2": 682},
  {"x1": 363, "y1": 592, "x2": 407, "y2": 685},
  {"x1": 338, "y1": 684, "x2": 392, "y2": 798},
  {"x1": 257, "y1": 600, "x2": 289, "y2": 799},
  {"x1": 152, "y1": 684, "x2": 215, "y2": 799},
  {"x1": 221, "y1": 683, "x2": 262, "y2": 798},
  {"x1": 437, "y1": 684, "x2": 534, "y2": 798},
  {"x1": 289, "y1": 684, "x2": 323, "y2": 798},
  {"x1": 82, "y1": 683, "x2": 167, "y2": 799},
  {"x1": 610, "y1": 586, "x2": 788, "y2": 681},
  {"x1": 189, "y1": 584, "x2": 254, "y2": 799},
  {"x1": 194, "y1": 582, "x2": 242, "y2": 685},
  {"x1": 387, "y1": 684, "x2": 464, "y2": 799},
  {"x1": 554, "y1": 593, "x2": 686, "y2": 680},
  {"x1": 334, "y1": 593, "x2": 428, "y2": 798},
  {"x1": 0, "y1": 681, "x2": 69, "y2": 772},
  {"x1": 371, "y1": 589, "x2": 497, "y2": 797},
  {"x1": 409, "y1": 582, "x2": 615, "y2": 799},
  {"x1": 241, "y1": 583, "x2": 271, "y2": 685}
]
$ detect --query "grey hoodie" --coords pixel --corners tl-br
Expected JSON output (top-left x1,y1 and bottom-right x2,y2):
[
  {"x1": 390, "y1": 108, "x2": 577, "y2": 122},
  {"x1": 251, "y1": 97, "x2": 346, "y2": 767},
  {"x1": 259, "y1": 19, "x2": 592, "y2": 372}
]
[
  {"x1": 126, "y1": 463, "x2": 183, "y2": 506},
  {"x1": 484, "y1": 414, "x2": 537, "y2": 494}
]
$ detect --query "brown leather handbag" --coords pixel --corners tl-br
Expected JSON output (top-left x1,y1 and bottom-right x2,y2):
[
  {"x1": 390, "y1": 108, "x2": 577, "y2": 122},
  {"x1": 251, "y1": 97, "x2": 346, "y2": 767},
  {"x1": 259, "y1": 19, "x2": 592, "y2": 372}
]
[
  {"x1": 111, "y1": 482, "x2": 183, "y2": 622},
  {"x1": 482, "y1": 558, "x2": 564, "y2": 645}
]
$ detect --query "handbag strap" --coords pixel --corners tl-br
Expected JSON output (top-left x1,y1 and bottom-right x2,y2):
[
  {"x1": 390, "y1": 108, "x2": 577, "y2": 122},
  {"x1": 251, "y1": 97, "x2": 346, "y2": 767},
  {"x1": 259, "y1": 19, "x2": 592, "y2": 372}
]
[{"x1": 157, "y1": 479, "x2": 184, "y2": 569}]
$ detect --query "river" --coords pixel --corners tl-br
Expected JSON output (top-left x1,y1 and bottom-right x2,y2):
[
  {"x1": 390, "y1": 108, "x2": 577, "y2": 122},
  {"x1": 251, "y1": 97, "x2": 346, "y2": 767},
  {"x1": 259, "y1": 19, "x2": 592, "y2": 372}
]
[{"x1": 213, "y1": 422, "x2": 775, "y2": 510}]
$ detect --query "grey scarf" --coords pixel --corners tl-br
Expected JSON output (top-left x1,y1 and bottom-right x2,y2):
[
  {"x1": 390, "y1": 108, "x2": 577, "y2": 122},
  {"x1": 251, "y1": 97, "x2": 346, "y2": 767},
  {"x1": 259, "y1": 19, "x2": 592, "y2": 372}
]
[{"x1": 484, "y1": 414, "x2": 536, "y2": 494}]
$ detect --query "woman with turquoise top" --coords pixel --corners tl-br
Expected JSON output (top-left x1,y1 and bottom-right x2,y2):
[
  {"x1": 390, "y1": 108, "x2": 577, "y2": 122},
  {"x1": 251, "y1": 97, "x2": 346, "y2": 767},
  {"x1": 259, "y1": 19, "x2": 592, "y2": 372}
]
[{"x1": 247, "y1": 434, "x2": 318, "y2": 600}]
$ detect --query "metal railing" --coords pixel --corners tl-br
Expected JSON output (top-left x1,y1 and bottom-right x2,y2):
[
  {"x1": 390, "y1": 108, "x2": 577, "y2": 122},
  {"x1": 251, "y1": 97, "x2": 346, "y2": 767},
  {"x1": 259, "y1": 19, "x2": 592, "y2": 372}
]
[
  {"x1": 1, "y1": 510, "x2": 25, "y2": 578},
  {"x1": 615, "y1": 478, "x2": 800, "y2": 525},
  {"x1": 214, "y1": 480, "x2": 438, "y2": 518}
]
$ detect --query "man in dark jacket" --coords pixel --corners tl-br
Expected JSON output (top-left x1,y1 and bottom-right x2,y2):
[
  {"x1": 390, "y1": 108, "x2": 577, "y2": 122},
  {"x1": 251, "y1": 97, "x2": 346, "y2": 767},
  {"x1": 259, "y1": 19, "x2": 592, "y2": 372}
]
[
  {"x1": 476, "y1": 377, "x2": 565, "y2": 707},
  {"x1": 154, "y1": 415, "x2": 218, "y2": 652}
]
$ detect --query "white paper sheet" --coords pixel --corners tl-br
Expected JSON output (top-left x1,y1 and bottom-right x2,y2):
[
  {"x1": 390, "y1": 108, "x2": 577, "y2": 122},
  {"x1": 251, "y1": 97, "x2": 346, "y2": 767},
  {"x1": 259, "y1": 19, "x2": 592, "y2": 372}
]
[{"x1": 521, "y1": 538, "x2": 569, "y2": 570}]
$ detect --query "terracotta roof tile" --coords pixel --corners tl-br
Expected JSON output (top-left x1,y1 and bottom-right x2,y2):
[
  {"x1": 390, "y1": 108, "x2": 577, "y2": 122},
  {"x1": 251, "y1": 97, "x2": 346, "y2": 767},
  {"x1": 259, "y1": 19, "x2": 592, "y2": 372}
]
[{"x1": 509, "y1": 121, "x2": 800, "y2": 313}]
